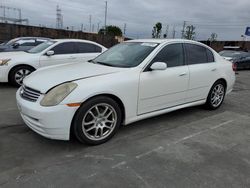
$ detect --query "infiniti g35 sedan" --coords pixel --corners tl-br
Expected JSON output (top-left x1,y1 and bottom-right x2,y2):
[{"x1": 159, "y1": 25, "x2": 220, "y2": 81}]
[
  {"x1": 16, "y1": 39, "x2": 235, "y2": 145},
  {"x1": 0, "y1": 39, "x2": 107, "y2": 86}
]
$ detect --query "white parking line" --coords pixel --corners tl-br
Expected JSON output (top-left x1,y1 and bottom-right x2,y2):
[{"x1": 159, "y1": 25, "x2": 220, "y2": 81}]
[
  {"x1": 136, "y1": 119, "x2": 235, "y2": 159},
  {"x1": 210, "y1": 120, "x2": 234, "y2": 130},
  {"x1": 135, "y1": 146, "x2": 164, "y2": 159},
  {"x1": 112, "y1": 161, "x2": 127, "y2": 169}
]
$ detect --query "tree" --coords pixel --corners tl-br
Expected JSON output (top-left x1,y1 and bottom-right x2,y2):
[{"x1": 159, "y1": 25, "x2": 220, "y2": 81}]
[
  {"x1": 209, "y1": 33, "x2": 218, "y2": 42},
  {"x1": 98, "y1": 25, "x2": 123, "y2": 36},
  {"x1": 184, "y1": 25, "x2": 196, "y2": 40},
  {"x1": 152, "y1": 22, "x2": 162, "y2": 38}
]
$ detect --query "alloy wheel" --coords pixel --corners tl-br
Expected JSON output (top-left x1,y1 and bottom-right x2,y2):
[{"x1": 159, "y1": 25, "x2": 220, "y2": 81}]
[
  {"x1": 15, "y1": 69, "x2": 31, "y2": 85},
  {"x1": 210, "y1": 84, "x2": 225, "y2": 108},
  {"x1": 81, "y1": 103, "x2": 117, "y2": 141}
]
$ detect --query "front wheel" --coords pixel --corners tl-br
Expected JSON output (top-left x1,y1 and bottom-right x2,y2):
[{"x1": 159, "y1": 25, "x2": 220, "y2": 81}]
[
  {"x1": 205, "y1": 80, "x2": 226, "y2": 110},
  {"x1": 9, "y1": 65, "x2": 35, "y2": 86},
  {"x1": 72, "y1": 96, "x2": 122, "y2": 145}
]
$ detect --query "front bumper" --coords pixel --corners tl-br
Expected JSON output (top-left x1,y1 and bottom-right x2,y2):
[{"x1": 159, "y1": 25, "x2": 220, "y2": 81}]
[
  {"x1": 0, "y1": 65, "x2": 9, "y2": 82},
  {"x1": 16, "y1": 88, "x2": 79, "y2": 140}
]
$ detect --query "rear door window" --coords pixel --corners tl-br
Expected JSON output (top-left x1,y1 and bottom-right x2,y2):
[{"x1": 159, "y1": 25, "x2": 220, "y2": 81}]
[
  {"x1": 76, "y1": 42, "x2": 102, "y2": 53},
  {"x1": 185, "y1": 44, "x2": 214, "y2": 64}
]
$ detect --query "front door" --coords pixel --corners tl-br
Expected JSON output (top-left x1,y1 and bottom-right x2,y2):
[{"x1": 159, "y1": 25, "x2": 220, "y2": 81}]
[
  {"x1": 138, "y1": 43, "x2": 189, "y2": 115},
  {"x1": 39, "y1": 42, "x2": 79, "y2": 67}
]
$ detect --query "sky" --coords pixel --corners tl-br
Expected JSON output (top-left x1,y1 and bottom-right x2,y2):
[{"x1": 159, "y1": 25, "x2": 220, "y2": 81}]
[{"x1": 1, "y1": 0, "x2": 250, "y2": 40}]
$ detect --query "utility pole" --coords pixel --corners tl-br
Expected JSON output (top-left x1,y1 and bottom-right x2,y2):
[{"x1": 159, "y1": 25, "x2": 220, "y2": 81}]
[
  {"x1": 104, "y1": 1, "x2": 107, "y2": 35},
  {"x1": 3, "y1": 6, "x2": 6, "y2": 20},
  {"x1": 89, "y1": 15, "x2": 92, "y2": 32},
  {"x1": 181, "y1": 21, "x2": 187, "y2": 39},
  {"x1": 172, "y1": 25, "x2": 177, "y2": 39},
  {"x1": 164, "y1": 24, "x2": 169, "y2": 38},
  {"x1": 97, "y1": 21, "x2": 101, "y2": 32},
  {"x1": 56, "y1": 5, "x2": 63, "y2": 29},
  {"x1": 123, "y1": 23, "x2": 127, "y2": 36}
]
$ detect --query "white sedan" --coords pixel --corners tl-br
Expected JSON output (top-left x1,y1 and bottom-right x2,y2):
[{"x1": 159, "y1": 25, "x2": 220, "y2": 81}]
[
  {"x1": 0, "y1": 39, "x2": 107, "y2": 86},
  {"x1": 16, "y1": 39, "x2": 235, "y2": 145}
]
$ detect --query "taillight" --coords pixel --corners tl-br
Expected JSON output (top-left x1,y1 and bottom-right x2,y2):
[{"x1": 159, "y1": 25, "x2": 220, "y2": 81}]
[{"x1": 232, "y1": 63, "x2": 237, "y2": 72}]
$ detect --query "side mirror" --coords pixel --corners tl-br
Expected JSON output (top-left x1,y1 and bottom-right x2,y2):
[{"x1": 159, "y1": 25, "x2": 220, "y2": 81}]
[
  {"x1": 46, "y1": 50, "x2": 55, "y2": 56},
  {"x1": 12, "y1": 43, "x2": 20, "y2": 49},
  {"x1": 150, "y1": 62, "x2": 167, "y2": 71}
]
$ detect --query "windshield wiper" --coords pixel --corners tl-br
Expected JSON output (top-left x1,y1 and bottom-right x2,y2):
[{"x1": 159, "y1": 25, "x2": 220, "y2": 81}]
[
  {"x1": 88, "y1": 59, "x2": 97, "y2": 64},
  {"x1": 95, "y1": 61, "x2": 115, "y2": 67},
  {"x1": 89, "y1": 60, "x2": 114, "y2": 67}
]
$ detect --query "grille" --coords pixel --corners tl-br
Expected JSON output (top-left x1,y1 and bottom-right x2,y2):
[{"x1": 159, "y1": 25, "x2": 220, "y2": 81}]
[{"x1": 20, "y1": 86, "x2": 41, "y2": 102}]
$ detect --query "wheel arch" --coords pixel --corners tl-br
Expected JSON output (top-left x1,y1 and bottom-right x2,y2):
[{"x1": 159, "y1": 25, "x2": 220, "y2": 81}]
[
  {"x1": 207, "y1": 78, "x2": 228, "y2": 100},
  {"x1": 8, "y1": 64, "x2": 36, "y2": 81},
  {"x1": 70, "y1": 93, "x2": 126, "y2": 139},
  {"x1": 215, "y1": 78, "x2": 227, "y2": 90}
]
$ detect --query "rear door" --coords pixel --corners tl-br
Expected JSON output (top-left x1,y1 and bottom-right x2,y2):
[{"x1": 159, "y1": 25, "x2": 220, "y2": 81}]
[
  {"x1": 74, "y1": 42, "x2": 103, "y2": 62},
  {"x1": 184, "y1": 43, "x2": 219, "y2": 102}
]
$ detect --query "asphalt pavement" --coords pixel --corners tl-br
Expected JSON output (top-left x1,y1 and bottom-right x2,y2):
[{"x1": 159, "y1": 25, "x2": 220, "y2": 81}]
[{"x1": 0, "y1": 71, "x2": 250, "y2": 188}]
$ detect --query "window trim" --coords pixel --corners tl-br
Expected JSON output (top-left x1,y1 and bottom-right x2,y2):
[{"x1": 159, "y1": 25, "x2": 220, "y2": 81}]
[
  {"x1": 206, "y1": 48, "x2": 215, "y2": 63},
  {"x1": 143, "y1": 43, "x2": 186, "y2": 72}
]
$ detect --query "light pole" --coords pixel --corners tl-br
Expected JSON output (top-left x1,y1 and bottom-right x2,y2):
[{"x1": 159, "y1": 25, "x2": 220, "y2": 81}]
[{"x1": 104, "y1": 1, "x2": 107, "y2": 35}]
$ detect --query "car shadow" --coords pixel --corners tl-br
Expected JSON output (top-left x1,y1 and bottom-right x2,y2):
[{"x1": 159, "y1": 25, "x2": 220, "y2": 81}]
[
  {"x1": 0, "y1": 83, "x2": 17, "y2": 89},
  {"x1": 23, "y1": 103, "x2": 227, "y2": 150}
]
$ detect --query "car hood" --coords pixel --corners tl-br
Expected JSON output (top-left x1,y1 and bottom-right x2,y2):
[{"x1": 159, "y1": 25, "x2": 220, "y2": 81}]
[
  {"x1": 23, "y1": 62, "x2": 124, "y2": 93},
  {"x1": 0, "y1": 51, "x2": 30, "y2": 58}
]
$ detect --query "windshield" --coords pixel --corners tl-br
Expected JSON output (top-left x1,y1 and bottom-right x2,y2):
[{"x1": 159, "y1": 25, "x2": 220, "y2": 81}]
[
  {"x1": 6, "y1": 38, "x2": 19, "y2": 46},
  {"x1": 27, "y1": 40, "x2": 56, "y2": 53},
  {"x1": 92, "y1": 42, "x2": 158, "y2": 68}
]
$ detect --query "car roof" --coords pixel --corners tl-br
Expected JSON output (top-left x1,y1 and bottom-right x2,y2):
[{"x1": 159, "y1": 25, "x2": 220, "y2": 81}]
[
  {"x1": 52, "y1": 39, "x2": 105, "y2": 47},
  {"x1": 53, "y1": 39, "x2": 98, "y2": 43},
  {"x1": 125, "y1": 39, "x2": 202, "y2": 45},
  {"x1": 15, "y1": 37, "x2": 50, "y2": 40}
]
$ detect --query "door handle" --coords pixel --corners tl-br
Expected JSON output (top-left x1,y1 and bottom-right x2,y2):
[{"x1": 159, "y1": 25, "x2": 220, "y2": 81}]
[
  {"x1": 68, "y1": 56, "x2": 77, "y2": 59},
  {"x1": 179, "y1": 72, "x2": 187, "y2": 76},
  {"x1": 211, "y1": 68, "x2": 217, "y2": 72}
]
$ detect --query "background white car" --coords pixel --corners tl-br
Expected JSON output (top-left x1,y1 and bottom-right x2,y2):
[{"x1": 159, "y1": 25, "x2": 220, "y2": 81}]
[
  {"x1": 0, "y1": 39, "x2": 107, "y2": 86},
  {"x1": 0, "y1": 37, "x2": 50, "y2": 52},
  {"x1": 16, "y1": 39, "x2": 235, "y2": 145}
]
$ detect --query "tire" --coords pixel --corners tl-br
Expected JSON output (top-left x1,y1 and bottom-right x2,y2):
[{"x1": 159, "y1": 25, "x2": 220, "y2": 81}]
[
  {"x1": 9, "y1": 65, "x2": 35, "y2": 87},
  {"x1": 205, "y1": 80, "x2": 226, "y2": 110},
  {"x1": 72, "y1": 96, "x2": 122, "y2": 145}
]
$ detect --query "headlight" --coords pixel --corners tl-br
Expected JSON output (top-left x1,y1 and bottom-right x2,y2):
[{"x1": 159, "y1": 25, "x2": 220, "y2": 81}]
[
  {"x1": 40, "y1": 82, "x2": 77, "y2": 107},
  {"x1": 0, "y1": 59, "x2": 11, "y2": 66}
]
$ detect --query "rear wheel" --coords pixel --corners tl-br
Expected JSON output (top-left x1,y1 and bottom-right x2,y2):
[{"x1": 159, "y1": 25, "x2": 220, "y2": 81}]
[
  {"x1": 72, "y1": 96, "x2": 122, "y2": 145},
  {"x1": 9, "y1": 65, "x2": 35, "y2": 86},
  {"x1": 205, "y1": 80, "x2": 226, "y2": 110}
]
